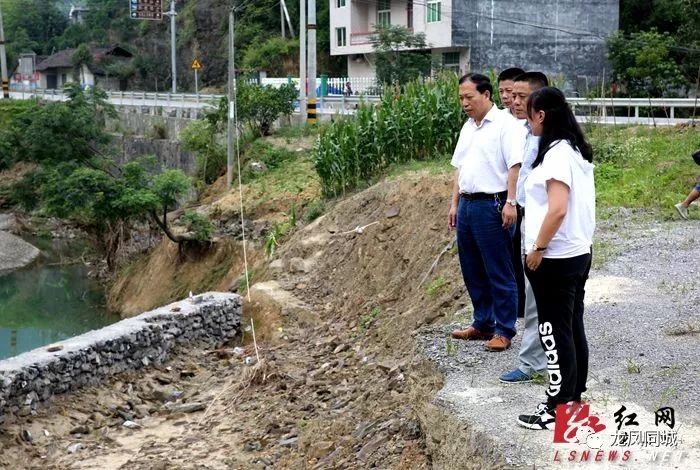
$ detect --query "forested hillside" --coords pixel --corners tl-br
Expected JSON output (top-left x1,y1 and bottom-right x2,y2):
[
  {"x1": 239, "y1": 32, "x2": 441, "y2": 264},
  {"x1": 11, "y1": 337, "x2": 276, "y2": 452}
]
[{"x1": 0, "y1": 0, "x2": 343, "y2": 91}]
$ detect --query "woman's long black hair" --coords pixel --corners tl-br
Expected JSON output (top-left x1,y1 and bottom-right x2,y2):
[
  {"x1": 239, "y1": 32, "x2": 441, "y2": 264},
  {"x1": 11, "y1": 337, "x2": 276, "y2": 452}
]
[{"x1": 527, "y1": 87, "x2": 593, "y2": 168}]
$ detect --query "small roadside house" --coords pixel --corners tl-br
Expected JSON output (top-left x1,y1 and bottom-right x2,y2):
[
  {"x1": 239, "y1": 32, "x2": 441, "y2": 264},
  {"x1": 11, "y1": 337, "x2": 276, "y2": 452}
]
[{"x1": 36, "y1": 45, "x2": 134, "y2": 90}]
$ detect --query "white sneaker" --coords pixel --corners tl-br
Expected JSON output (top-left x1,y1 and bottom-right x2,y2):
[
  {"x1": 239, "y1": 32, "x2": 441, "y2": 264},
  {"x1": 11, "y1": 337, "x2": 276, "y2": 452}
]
[{"x1": 674, "y1": 203, "x2": 689, "y2": 220}]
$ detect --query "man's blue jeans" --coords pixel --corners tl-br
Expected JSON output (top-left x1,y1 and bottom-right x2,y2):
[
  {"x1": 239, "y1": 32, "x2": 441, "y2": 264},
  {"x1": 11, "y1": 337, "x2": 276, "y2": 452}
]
[{"x1": 456, "y1": 197, "x2": 518, "y2": 339}]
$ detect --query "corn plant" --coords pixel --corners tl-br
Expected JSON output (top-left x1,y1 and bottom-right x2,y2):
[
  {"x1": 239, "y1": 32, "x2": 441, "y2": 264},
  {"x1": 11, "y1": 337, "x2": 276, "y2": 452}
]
[{"x1": 314, "y1": 74, "x2": 463, "y2": 197}]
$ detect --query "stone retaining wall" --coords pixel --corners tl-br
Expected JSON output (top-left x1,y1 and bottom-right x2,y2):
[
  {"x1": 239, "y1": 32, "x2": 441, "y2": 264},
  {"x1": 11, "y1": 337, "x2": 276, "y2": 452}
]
[{"x1": 0, "y1": 292, "x2": 241, "y2": 420}]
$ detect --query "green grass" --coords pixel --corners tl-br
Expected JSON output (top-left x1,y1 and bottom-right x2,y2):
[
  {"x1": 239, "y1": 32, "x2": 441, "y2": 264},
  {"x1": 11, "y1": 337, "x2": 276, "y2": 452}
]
[
  {"x1": 592, "y1": 239, "x2": 620, "y2": 270},
  {"x1": 445, "y1": 336, "x2": 457, "y2": 356},
  {"x1": 531, "y1": 372, "x2": 548, "y2": 385},
  {"x1": 385, "y1": 156, "x2": 453, "y2": 179},
  {"x1": 360, "y1": 307, "x2": 381, "y2": 332},
  {"x1": 0, "y1": 100, "x2": 38, "y2": 127},
  {"x1": 587, "y1": 125, "x2": 700, "y2": 213},
  {"x1": 303, "y1": 199, "x2": 326, "y2": 222},
  {"x1": 626, "y1": 358, "x2": 642, "y2": 374},
  {"x1": 426, "y1": 276, "x2": 447, "y2": 298},
  {"x1": 273, "y1": 123, "x2": 321, "y2": 139}
]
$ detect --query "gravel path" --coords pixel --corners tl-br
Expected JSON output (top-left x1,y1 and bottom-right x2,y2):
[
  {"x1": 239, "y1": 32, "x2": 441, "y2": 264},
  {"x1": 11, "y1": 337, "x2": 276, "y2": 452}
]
[{"x1": 419, "y1": 213, "x2": 700, "y2": 468}]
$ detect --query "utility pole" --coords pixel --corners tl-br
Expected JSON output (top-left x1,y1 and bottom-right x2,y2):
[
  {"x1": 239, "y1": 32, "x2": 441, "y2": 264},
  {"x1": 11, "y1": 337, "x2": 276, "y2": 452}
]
[
  {"x1": 226, "y1": 7, "x2": 236, "y2": 188},
  {"x1": 164, "y1": 0, "x2": 177, "y2": 93},
  {"x1": 280, "y1": 0, "x2": 285, "y2": 38},
  {"x1": 0, "y1": 2, "x2": 9, "y2": 99},
  {"x1": 281, "y1": 0, "x2": 294, "y2": 38},
  {"x1": 299, "y1": 0, "x2": 307, "y2": 122},
  {"x1": 307, "y1": 0, "x2": 317, "y2": 124}
]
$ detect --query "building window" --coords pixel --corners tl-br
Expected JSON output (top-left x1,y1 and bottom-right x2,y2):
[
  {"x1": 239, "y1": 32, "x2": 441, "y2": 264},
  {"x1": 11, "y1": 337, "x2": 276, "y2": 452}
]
[
  {"x1": 336, "y1": 0, "x2": 345, "y2": 7},
  {"x1": 443, "y1": 52, "x2": 460, "y2": 72},
  {"x1": 336, "y1": 27, "x2": 347, "y2": 47},
  {"x1": 427, "y1": 0, "x2": 441, "y2": 23},
  {"x1": 377, "y1": 0, "x2": 391, "y2": 27},
  {"x1": 407, "y1": 0, "x2": 413, "y2": 29}
]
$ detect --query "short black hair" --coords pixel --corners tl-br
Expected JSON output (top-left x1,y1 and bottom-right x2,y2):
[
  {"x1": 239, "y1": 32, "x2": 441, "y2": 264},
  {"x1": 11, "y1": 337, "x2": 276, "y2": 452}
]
[
  {"x1": 497, "y1": 67, "x2": 525, "y2": 83},
  {"x1": 458, "y1": 73, "x2": 493, "y2": 97},
  {"x1": 514, "y1": 71, "x2": 549, "y2": 91}
]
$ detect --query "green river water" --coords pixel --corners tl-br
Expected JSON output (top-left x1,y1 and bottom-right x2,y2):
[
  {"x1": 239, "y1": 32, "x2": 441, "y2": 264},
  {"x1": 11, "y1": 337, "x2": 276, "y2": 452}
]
[{"x1": 0, "y1": 237, "x2": 120, "y2": 360}]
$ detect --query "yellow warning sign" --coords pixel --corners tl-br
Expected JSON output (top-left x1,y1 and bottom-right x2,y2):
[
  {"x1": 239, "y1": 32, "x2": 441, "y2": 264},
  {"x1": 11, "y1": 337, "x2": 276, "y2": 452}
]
[{"x1": 191, "y1": 58, "x2": 202, "y2": 70}]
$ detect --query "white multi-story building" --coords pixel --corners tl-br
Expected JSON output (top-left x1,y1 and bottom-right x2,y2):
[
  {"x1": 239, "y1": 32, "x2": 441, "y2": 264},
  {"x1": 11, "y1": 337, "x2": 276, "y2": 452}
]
[
  {"x1": 329, "y1": 0, "x2": 619, "y2": 90},
  {"x1": 330, "y1": 0, "x2": 468, "y2": 77}
]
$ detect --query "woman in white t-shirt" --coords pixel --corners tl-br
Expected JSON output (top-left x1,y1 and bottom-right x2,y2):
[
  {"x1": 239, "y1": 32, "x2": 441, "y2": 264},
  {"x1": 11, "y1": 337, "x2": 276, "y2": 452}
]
[{"x1": 516, "y1": 87, "x2": 596, "y2": 431}]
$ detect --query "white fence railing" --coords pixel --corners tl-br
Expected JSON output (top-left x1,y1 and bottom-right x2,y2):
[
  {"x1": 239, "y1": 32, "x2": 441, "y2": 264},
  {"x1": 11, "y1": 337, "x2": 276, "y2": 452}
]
[
  {"x1": 248, "y1": 76, "x2": 379, "y2": 96},
  {"x1": 8, "y1": 88, "x2": 699, "y2": 126}
]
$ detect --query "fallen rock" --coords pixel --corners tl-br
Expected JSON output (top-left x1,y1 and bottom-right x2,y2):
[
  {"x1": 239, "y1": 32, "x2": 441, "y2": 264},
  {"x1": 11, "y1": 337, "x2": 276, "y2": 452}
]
[
  {"x1": 69, "y1": 425, "x2": 90, "y2": 435},
  {"x1": 269, "y1": 259, "x2": 285, "y2": 273},
  {"x1": 249, "y1": 161, "x2": 268, "y2": 173},
  {"x1": 20, "y1": 429, "x2": 33, "y2": 443},
  {"x1": 288, "y1": 257, "x2": 310, "y2": 273},
  {"x1": 122, "y1": 420, "x2": 141, "y2": 429},
  {"x1": 165, "y1": 402, "x2": 206, "y2": 414},
  {"x1": 244, "y1": 440, "x2": 262, "y2": 452},
  {"x1": 66, "y1": 443, "x2": 85, "y2": 454},
  {"x1": 151, "y1": 388, "x2": 183, "y2": 403},
  {"x1": 279, "y1": 436, "x2": 299, "y2": 447},
  {"x1": 384, "y1": 207, "x2": 400, "y2": 218},
  {"x1": 0, "y1": 213, "x2": 18, "y2": 232},
  {"x1": 134, "y1": 404, "x2": 151, "y2": 418},
  {"x1": 0, "y1": 231, "x2": 41, "y2": 273},
  {"x1": 357, "y1": 434, "x2": 389, "y2": 461},
  {"x1": 309, "y1": 440, "x2": 335, "y2": 459}
]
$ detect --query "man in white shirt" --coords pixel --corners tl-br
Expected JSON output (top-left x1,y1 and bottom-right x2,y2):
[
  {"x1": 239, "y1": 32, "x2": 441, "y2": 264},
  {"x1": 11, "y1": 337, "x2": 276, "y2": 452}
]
[
  {"x1": 497, "y1": 67, "x2": 524, "y2": 114},
  {"x1": 498, "y1": 67, "x2": 525, "y2": 319},
  {"x1": 449, "y1": 73, "x2": 526, "y2": 351}
]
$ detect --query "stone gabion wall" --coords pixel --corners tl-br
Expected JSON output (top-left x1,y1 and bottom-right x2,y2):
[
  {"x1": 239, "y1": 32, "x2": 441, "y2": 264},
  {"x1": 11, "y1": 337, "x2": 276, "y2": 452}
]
[{"x1": 0, "y1": 292, "x2": 241, "y2": 419}]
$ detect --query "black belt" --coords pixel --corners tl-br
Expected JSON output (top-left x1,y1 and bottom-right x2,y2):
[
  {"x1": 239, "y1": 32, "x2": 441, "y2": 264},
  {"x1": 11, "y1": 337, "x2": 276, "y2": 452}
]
[{"x1": 460, "y1": 191, "x2": 507, "y2": 201}]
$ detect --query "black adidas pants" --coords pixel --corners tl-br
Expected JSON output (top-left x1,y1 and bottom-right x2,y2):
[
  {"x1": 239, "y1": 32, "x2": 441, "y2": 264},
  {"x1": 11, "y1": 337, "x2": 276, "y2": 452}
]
[{"x1": 525, "y1": 252, "x2": 592, "y2": 407}]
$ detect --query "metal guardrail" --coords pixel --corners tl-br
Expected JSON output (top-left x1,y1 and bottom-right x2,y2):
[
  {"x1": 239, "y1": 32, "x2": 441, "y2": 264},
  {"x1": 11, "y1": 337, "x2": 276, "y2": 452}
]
[{"x1": 9, "y1": 89, "x2": 699, "y2": 125}]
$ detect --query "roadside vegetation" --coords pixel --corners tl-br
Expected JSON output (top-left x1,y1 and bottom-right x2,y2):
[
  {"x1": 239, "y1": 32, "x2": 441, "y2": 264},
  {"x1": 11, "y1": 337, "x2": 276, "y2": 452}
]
[{"x1": 315, "y1": 74, "x2": 462, "y2": 197}]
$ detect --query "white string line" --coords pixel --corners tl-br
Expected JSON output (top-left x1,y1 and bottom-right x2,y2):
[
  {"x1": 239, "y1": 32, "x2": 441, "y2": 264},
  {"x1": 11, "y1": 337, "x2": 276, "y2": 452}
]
[{"x1": 232, "y1": 9, "x2": 252, "y2": 303}]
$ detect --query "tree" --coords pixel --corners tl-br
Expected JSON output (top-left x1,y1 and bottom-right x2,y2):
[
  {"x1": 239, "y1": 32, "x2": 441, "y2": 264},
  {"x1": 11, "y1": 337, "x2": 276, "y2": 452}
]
[
  {"x1": 0, "y1": 0, "x2": 68, "y2": 66},
  {"x1": 235, "y1": 82, "x2": 297, "y2": 136},
  {"x1": 372, "y1": 26, "x2": 432, "y2": 87},
  {"x1": 72, "y1": 44, "x2": 93, "y2": 85},
  {"x1": 242, "y1": 36, "x2": 299, "y2": 76},
  {"x1": 607, "y1": 29, "x2": 687, "y2": 97},
  {"x1": 7, "y1": 85, "x2": 209, "y2": 267},
  {"x1": 618, "y1": 0, "x2": 699, "y2": 89}
]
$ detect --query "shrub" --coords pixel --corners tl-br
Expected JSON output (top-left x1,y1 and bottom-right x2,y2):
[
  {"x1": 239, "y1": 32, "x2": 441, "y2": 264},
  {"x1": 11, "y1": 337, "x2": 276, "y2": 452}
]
[
  {"x1": 304, "y1": 199, "x2": 325, "y2": 222},
  {"x1": 236, "y1": 81, "x2": 297, "y2": 136},
  {"x1": 182, "y1": 211, "x2": 214, "y2": 242},
  {"x1": 181, "y1": 119, "x2": 226, "y2": 184}
]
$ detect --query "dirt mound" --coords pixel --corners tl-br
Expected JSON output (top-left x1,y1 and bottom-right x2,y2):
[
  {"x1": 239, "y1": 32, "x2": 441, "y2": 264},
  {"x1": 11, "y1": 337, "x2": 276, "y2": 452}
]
[{"x1": 277, "y1": 173, "x2": 467, "y2": 357}]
